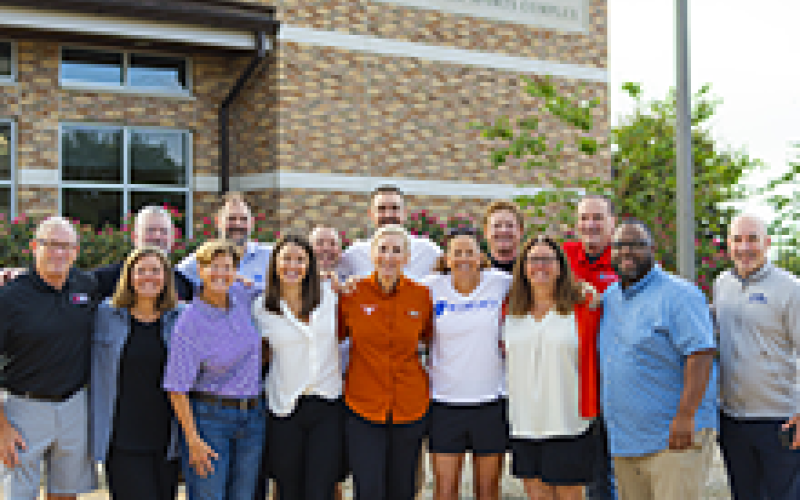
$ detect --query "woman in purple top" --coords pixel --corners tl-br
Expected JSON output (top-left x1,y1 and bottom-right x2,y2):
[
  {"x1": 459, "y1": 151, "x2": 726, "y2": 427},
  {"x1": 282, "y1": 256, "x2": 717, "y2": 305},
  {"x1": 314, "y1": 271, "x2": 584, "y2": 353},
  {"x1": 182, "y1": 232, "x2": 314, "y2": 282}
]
[{"x1": 163, "y1": 240, "x2": 265, "y2": 500}]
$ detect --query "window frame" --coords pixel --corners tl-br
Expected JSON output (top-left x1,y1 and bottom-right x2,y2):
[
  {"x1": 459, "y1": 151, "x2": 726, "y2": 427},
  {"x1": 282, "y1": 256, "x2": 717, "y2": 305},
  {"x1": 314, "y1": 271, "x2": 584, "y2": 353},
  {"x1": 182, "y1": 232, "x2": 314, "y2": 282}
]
[
  {"x1": 58, "y1": 45, "x2": 193, "y2": 98},
  {"x1": 58, "y1": 122, "x2": 193, "y2": 236},
  {"x1": 0, "y1": 39, "x2": 17, "y2": 85},
  {"x1": 0, "y1": 119, "x2": 16, "y2": 217}
]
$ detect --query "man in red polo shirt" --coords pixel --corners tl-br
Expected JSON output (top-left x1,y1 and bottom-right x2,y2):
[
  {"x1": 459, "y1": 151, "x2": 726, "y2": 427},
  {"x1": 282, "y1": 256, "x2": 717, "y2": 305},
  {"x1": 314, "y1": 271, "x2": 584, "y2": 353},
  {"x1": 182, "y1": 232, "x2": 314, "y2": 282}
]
[
  {"x1": 562, "y1": 194, "x2": 619, "y2": 500},
  {"x1": 563, "y1": 195, "x2": 618, "y2": 293}
]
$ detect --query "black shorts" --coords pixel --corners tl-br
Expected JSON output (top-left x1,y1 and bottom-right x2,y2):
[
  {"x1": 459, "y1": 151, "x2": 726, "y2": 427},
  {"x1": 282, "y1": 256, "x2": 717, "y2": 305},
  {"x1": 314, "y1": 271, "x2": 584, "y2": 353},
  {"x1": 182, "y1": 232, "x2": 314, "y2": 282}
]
[
  {"x1": 511, "y1": 420, "x2": 599, "y2": 485},
  {"x1": 428, "y1": 398, "x2": 509, "y2": 456}
]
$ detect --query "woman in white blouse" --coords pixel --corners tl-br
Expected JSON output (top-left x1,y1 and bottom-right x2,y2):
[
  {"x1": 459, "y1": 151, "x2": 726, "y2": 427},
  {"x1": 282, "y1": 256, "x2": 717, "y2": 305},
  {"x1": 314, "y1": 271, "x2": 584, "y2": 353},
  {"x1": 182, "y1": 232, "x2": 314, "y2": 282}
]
[
  {"x1": 504, "y1": 235, "x2": 603, "y2": 500},
  {"x1": 252, "y1": 234, "x2": 343, "y2": 500}
]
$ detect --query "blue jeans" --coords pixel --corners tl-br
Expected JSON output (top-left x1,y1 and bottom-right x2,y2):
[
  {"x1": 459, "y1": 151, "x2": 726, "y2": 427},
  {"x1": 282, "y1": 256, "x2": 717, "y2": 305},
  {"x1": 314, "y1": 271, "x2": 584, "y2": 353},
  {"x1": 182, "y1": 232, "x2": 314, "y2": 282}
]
[
  {"x1": 181, "y1": 399, "x2": 266, "y2": 500},
  {"x1": 585, "y1": 415, "x2": 617, "y2": 500}
]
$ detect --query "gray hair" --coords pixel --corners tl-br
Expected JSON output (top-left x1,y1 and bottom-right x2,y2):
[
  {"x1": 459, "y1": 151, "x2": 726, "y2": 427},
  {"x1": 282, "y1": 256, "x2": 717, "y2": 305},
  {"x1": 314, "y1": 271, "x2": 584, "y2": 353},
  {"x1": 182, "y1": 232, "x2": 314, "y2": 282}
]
[
  {"x1": 34, "y1": 216, "x2": 78, "y2": 242},
  {"x1": 309, "y1": 226, "x2": 341, "y2": 245},
  {"x1": 134, "y1": 206, "x2": 173, "y2": 231}
]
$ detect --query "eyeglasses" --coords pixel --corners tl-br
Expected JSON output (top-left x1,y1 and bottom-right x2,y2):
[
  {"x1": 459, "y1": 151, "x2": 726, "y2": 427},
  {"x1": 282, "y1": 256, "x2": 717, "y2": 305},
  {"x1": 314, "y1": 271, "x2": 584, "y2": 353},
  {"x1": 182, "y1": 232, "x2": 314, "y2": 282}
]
[
  {"x1": 611, "y1": 240, "x2": 651, "y2": 250},
  {"x1": 36, "y1": 239, "x2": 78, "y2": 251},
  {"x1": 446, "y1": 227, "x2": 479, "y2": 238},
  {"x1": 526, "y1": 256, "x2": 559, "y2": 264}
]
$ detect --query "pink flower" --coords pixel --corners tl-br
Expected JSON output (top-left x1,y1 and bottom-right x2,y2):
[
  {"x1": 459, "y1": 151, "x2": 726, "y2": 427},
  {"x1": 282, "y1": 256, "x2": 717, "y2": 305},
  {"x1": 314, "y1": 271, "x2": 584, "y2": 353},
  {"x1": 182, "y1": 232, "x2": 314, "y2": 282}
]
[
  {"x1": 121, "y1": 225, "x2": 129, "y2": 232},
  {"x1": 419, "y1": 210, "x2": 427, "y2": 216},
  {"x1": 11, "y1": 217, "x2": 18, "y2": 224},
  {"x1": 410, "y1": 229, "x2": 418, "y2": 235},
  {"x1": 203, "y1": 217, "x2": 212, "y2": 225},
  {"x1": 409, "y1": 213, "x2": 418, "y2": 221},
  {"x1": 203, "y1": 230, "x2": 211, "y2": 237},
  {"x1": 0, "y1": 213, "x2": 5, "y2": 220},
  {"x1": 22, "y1": 249, "x2": 29, "y2": 254},
  {"x1": 439, "y1": 223, "x2": 446, "y2": 229},
  {"x1": 275, "y1": 231, "x2": 281, "y2": 238}
]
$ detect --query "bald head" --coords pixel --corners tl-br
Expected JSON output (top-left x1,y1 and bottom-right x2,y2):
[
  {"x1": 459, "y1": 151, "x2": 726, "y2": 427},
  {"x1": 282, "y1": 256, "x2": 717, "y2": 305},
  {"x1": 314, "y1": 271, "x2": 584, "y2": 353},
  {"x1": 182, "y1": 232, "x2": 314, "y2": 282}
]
[
  {"x1": 31, "y1": 216, "x2": 80, "y2": 285},
  {"x1": 728, "y1": 214, "x2": 770, "y2": 278},
  {"x1": 309, "y1": 226, "x2": 341, "y2": 273}
]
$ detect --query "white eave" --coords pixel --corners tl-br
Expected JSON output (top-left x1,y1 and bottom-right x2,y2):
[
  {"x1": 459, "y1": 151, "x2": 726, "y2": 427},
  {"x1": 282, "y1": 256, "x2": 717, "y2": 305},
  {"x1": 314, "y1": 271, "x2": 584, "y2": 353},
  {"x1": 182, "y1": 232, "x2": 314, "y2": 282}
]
[{"x1": 0, "y1": 6, "x2": 266, "y2": 50}]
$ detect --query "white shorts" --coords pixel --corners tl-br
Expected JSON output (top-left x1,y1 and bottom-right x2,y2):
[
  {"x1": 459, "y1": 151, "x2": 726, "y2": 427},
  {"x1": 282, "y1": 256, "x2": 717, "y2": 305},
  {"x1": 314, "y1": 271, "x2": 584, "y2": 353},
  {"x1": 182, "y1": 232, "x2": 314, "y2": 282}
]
[{"x1": 2, "y1": 389, "x2": 96, "y2": 499}]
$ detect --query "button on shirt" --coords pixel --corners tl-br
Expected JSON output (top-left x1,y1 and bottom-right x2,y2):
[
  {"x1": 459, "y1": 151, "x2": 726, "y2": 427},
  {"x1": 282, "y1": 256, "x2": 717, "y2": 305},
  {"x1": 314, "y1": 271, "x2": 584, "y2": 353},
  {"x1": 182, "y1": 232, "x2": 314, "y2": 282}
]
[
  {"x1": 0, "y1": 268, "x2": 100, "y2": 397},
  {"x1": 338, "y1": 235, "x2": 442, "y2": 282},
  {"x1": 423, "y1": 270, "x2": 511, "y2": 403},
  {"x1": 163, "y1": 282, "x2": 262, "y2": 397},
  {"x1": 599, "y1": 266, "x2": 718, "y2": 457},
  {"x1": 562, "y1": 241, "x2": 619, "y2": 293},
  {"x1": 338, "y1": 273, "x2": 434, "y2": 423},
  {"x1": 177, "y1": 241, "x2": 273, "y2": 291},
  {"x1": 252, "y1": 283, "x2": 342, "y2": 417},
  {"x1": 714, "y1": 262, "x2": 800, "y2": 418}
]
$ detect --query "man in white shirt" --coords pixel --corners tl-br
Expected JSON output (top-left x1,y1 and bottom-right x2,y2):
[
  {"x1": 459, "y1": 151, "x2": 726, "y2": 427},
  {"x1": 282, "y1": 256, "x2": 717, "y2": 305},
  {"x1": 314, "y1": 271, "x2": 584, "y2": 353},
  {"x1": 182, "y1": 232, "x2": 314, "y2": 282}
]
[
  {"x1": 715, "y1": 214, "x2": 800, "y2": 499},
  {"x1": 177, "y1": 192, "x2": 273, "y2": 290},
  {"x1": 338, "y1": 185, "x2": 442, "y2": 281}
]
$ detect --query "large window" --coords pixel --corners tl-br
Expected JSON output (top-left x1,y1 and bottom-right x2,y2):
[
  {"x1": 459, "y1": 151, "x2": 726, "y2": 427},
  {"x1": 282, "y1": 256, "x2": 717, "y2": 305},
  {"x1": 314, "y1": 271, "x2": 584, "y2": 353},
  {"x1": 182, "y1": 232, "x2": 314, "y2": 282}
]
[
  {"x1": 60, "y1": 47, "x2": 190, "y2": 94},
  {"x1": 0, "y1": 41, "x2": 14, "y2": 82},
  {"x1": 0, "y1": 121, "x2": 13, "y2": 217},
  {"x1": 60, "y1": 125, "x2": 192, "y2": 233}
]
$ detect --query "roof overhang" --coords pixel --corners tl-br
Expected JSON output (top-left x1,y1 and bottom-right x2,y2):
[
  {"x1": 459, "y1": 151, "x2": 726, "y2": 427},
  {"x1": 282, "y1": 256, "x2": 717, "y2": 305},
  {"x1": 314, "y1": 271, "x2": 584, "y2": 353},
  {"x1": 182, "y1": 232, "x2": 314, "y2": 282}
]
[{"x1": 0, "y1": 0, "x2": 279, "y2": 52}]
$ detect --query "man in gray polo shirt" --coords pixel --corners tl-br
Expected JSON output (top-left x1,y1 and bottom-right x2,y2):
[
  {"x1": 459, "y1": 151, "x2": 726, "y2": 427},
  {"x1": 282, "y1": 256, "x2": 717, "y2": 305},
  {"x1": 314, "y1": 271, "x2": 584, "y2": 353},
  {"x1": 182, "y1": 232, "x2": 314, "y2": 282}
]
[{"x1": 714, "y1": 214, "x2": 800, "y2": 499}]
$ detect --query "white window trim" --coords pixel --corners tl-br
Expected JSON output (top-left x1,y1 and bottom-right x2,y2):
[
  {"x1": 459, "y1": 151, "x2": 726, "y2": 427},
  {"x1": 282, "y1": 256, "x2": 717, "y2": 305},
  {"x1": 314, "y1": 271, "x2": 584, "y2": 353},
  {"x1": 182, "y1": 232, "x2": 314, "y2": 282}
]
[
  {"x1": 0, "y1": 39, "x2": 17, "y2": 85},
  {"x1": 58, "y1": 45, "x2": 194, "y2": 98},
  {"x1": 0, "y1": 119, "x2": 15, "y2": 217},
  {"x1": 58, "y1": 122, "x2": 193, "y2": 237}
]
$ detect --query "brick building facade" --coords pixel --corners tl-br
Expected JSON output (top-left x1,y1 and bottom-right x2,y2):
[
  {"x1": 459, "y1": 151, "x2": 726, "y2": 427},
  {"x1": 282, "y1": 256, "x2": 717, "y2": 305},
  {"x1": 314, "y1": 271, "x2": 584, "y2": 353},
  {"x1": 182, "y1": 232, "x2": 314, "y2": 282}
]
[{"x1": 0, "y1": 0, "x2": 607, "y2": 237}]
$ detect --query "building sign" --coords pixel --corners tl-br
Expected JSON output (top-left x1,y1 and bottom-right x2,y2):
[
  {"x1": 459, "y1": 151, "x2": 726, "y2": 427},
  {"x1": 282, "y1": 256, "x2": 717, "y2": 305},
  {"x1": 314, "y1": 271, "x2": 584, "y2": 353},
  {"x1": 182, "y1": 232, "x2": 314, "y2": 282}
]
[{"x1": 372, "y1": 0, "x2": 588, "y2": 32}]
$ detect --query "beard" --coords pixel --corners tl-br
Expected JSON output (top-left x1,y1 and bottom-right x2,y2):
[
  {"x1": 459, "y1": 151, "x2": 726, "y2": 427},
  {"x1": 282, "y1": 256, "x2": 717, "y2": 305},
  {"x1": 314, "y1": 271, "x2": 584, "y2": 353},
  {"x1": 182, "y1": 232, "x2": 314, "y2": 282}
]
[
  {"x1": 226, "y1": 229, "x2": 249, "y2": 246},
  {"x1": 377, "y1": 217, "x2": 402, "y2": 227},
  {"x1": 613, "y1": 255, "x2": 654, "y2": 286}
]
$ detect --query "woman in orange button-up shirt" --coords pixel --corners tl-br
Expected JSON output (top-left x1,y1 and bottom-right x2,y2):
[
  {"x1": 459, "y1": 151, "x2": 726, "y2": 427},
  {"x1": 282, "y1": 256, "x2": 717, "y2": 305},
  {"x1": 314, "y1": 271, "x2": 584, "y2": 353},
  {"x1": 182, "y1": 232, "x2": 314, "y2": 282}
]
[{"x1": 338, "y1": 225, "x2": 434, "y2": 500}]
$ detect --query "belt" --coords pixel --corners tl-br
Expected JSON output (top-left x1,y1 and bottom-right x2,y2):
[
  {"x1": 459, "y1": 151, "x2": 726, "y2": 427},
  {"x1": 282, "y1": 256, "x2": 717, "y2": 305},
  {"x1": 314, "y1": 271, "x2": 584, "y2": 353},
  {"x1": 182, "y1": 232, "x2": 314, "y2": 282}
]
[
  {"x1": 190, "y1": 392, "x2": 261, "y2": 410},
  {"x1": 8, "y1": 389, "x2": 79, "y2": 403}
]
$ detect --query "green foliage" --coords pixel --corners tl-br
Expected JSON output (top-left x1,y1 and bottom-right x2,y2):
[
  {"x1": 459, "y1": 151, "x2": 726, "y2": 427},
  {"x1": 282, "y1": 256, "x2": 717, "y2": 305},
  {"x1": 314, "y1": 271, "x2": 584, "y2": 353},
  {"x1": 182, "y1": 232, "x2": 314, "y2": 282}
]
[
  {"x1": 0, "y1": 209, "x2": 470, "y2": 269},
  {"x1": 470, "y1": 77, "x2": 794, "y2": 293}
]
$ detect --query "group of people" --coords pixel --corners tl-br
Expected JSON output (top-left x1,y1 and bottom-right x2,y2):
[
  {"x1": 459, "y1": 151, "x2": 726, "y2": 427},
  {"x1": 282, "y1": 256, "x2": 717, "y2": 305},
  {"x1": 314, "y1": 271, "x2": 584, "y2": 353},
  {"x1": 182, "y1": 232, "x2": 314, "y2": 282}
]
[{"x1": 0, "y1": 186, "x2": 797, "y2": 500}]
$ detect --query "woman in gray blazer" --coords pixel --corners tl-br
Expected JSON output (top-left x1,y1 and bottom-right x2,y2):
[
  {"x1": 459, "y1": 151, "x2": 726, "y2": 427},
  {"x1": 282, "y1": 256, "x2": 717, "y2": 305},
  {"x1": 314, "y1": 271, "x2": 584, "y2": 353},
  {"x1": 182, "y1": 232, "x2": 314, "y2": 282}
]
[{"x1": 90, "y1": 246, "x2": 184, "y2": 500}]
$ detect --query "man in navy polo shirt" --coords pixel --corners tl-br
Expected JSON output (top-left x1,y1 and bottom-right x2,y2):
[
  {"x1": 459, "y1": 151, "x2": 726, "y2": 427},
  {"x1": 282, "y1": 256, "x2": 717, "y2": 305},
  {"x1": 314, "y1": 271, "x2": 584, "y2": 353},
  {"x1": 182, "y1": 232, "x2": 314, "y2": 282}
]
[
  {"x1": 0, "y1": 217, "x2": 101, "y2": 499},
  {"x1": 562, "y1": 194, "x2": 618, "y2": 500}
]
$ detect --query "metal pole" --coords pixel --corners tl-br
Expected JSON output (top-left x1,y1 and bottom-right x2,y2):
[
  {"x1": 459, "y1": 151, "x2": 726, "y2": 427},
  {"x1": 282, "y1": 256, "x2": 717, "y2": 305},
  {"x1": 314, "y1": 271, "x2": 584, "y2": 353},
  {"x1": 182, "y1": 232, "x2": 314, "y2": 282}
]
[{"x1": 676, "y1": 0, "x2": 694, "y2": 281}]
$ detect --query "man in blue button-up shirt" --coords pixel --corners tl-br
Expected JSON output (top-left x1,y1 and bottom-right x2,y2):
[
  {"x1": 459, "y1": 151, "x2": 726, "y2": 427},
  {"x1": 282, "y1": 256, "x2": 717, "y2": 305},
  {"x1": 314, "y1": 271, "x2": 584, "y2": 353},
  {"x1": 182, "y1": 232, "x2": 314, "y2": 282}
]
[
  {"x1": 599, "y1": 219, "x2": 718, "y2": 500},
  {"x1": 177, "y1": 192, "x2": 273, "y2": 290}
]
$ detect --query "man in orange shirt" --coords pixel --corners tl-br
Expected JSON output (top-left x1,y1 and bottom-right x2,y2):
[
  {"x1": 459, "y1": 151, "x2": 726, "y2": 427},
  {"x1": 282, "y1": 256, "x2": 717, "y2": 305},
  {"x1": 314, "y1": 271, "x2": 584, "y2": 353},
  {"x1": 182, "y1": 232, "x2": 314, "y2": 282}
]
[{"x1": 339, "y1": 225, "x2": 434, "y2": 500}]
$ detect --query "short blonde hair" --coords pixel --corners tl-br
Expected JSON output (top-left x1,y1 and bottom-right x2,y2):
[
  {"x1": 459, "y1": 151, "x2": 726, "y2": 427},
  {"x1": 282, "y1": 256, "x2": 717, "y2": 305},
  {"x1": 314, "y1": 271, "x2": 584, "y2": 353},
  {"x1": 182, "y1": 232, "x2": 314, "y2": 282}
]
[
  {"x1": 111, "y1": 246, "x2": 178, "y2": 312},
  {"x1": 194, "y1": 240, "x2": 242, "y2": 269},
  {"x1": 371, "y1": 225, "x2": 410, "y2": 252}
]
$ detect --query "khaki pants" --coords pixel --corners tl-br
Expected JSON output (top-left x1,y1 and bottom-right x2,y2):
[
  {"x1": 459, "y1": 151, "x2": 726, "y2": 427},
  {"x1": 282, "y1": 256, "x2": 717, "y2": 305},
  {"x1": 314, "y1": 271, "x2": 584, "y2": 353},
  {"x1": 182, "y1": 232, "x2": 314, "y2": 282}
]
[{"x1": 613, "y1": 429, "x2": 716, "y2": 500}]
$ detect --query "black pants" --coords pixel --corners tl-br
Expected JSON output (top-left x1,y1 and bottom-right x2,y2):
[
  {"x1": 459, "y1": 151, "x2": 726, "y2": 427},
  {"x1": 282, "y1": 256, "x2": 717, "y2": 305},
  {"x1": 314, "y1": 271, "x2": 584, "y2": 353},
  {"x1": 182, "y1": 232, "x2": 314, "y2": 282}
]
[
  {"x1": 585, "y1": 414, "x2": 618, "y2": 500},
  {"x1": 106, "y1": 446, "x2": 180, "y2": 500},
  {"x1": 719, "y1": 412, "x2": 800, "y2": 499},
  {"x1": 269, "y1": 396, "x2": 344, "y2": 500},
  {"x1": 346, "y1": 408, "x2": 428, "y2": 500}
]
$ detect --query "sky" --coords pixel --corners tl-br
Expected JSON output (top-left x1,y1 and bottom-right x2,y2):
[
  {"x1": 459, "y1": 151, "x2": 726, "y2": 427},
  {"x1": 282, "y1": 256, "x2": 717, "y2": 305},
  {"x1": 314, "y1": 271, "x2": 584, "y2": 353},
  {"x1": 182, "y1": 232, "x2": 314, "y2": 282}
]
[{"x1": 607, "y1": 0, "x2": 799, "y2": 219}]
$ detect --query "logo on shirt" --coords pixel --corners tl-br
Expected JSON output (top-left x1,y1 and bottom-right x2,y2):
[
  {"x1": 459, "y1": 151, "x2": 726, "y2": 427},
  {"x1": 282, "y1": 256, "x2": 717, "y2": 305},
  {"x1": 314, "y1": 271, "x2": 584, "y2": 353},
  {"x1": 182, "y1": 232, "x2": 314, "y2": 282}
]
[
  {"x1": 749, "y1": 293, "x2": 767, "y2": 304},
  {"x1": 598, "y1": 273, "x2": 617, "y2": 281},
  {"x1": 254, "y1": 274, "x2": 263, "y2": 283},
  {"x1": 435, "y1": 299, "x2": 500, "y2": 317},
  {"x1": 70, "y1": 293, "x2": 90, "y2": 305},
  {"x1": 408, "y1": 310, "x2": 419, "y2": 317},
  {"x1": 362, "y1": 305, "x2": 376, "y2": 315}
]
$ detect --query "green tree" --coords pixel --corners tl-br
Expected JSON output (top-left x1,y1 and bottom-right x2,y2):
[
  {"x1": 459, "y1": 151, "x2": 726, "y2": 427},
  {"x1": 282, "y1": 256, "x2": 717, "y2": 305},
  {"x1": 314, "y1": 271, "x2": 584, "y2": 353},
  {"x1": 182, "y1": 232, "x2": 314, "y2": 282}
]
[{"x1": 470, "y1": 78, "x2": 775, "y2": 292}]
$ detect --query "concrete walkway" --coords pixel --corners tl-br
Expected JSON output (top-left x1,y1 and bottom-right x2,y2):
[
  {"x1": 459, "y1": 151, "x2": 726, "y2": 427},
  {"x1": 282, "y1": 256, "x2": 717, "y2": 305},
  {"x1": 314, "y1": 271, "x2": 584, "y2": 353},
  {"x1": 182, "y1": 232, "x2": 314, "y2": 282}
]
[{"x1": 26, "y1": 445, "x2": 732, "y2": 499}]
